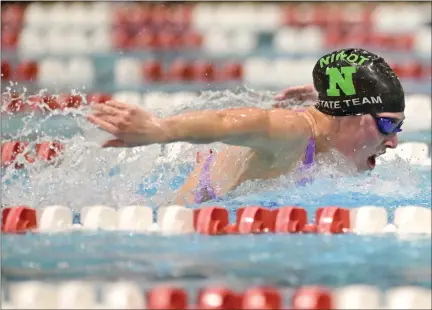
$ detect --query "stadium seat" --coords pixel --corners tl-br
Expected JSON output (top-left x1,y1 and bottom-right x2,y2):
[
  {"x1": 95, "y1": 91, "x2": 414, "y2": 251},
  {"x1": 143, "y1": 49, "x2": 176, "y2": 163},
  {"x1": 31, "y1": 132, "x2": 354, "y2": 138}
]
[
  {"x1": 166, "y1": 59, "x2": 194, "y2": 82},
  {"x1": 46, "y1": 28, "x2": 69, "y2": 55},
  {"x1": 67, "y1": 57, "x2": 95, "y2": 87},
  {"x1": 87, "y1": 3, "x2": 112, "y2": 28},
  {"x1": 220, "y1": 62, "x2": 243, "y2": 81},
  {"x1": 114, "y1": 58, "x2": 142, "y2": 86},
  {"x1": 1, "y1": 61, "x2": 12, "y2": 81},
  {"x1": 294, "y1": 58, "x2": 315, "y2": 84},
  {"x1": 272, "y1": 58, "x2": 295, "y2": 86},
  {"x1": 66, "y1": 30, "x2": 91, "y2": 54},
  {"x1": 298, "y1": 27, "x2": 324, "y2": 52},
  {"x1": 274, "y1": 27, "x2": 325, "y2": 53},
  {"x1": 414, "y1": 27, "x2": 432, "y2": 55},
  {"x1": 276, "y1": 59, "x2": 304, "y2": 86},
  {"x1": 18, "y1": 28, "x2": 47, "y2": 57},
  {"x1": 38, "y1": 58, "x2": 67, "y2": 86},
  {"x1": 226, "y1": 4, "x2": 256, "y2": 31},
  {"x1": 68, "y1": 2, "x2": 88, "y2": 28},
  {"x1": 273, "y1": 58, "x2": 315, "y2": 86},
  {"x1": 231, "y1": 31, "x2": 258, "y2": 54},
  {"x1": 181, "y1": 31, "x2": 203, "y2": 49},
  {"x1": 244, "y1": 57, "x2": 273, "y2": 85},
  {"x1": 142, "y1": 92, "x2": 172, "y2": 113},
  {"x1": 371, "y1": 5, "x2": 397, "y2": 33},
  {"x1": 273, "y1": 28, "x2": 299, "y2": 53},
  {"x1": 404, "y1": 94, "x2": 432, "y2": 132},
  {"x1": 191, "y1": 4, "x2": 216, "y2": 31},
  {"x1": 1, "y1": 28, "x2": 19, "y2": 50},
  {"x1": 16, "y1": 60, "x2": 39, "y2": 82},
  {"x1": 1, "y1": 3, "x2": 25, "y2": 26},
  {"x1": 171, "y1": 92, "x2": 198, "y2": 109},
  {"x1": 213, "y1": 3, "x2": 243, "y2": 30},
  {"x1": 254, "y1": 4, "x2": 282, "y2": 31},
  {"x1": 47, "y1": 2, "x2": 69, "y2": 27},
  {"x1": 372, "y1": 4, "x2": 424, "y2": 34},
  {"x1": 113, "y1": 91, "x2": 142, "y2": 106},
  {"x1": 142, "y1": 59, "x2": 163, "y2": 82},
  {"x1": 88, "y1": 27, "x2": 112, "y2": 53},
  {"x1": 290, "y1": 3, "x2": 316, "y2": 26},
  {"x1": 203, "y1": 29, "x2": 231, "y2": 54},
  {"x1": 23, "y1": 2, "x2": 47, "y2": 28}
]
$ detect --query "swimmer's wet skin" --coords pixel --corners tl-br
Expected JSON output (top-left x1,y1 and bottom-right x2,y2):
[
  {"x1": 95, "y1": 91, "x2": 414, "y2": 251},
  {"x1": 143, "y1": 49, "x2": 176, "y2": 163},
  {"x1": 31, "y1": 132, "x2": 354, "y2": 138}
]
[{"x1": 88, "y1": 48, "x2": 406, "y2": 205}]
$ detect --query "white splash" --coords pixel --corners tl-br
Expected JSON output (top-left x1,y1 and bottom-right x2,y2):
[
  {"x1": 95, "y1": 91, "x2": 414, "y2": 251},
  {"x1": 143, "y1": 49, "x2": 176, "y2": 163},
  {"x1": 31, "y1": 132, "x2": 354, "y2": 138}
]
[{"x1": 1, "y1": 87, "x2": 429, "y2": 211}]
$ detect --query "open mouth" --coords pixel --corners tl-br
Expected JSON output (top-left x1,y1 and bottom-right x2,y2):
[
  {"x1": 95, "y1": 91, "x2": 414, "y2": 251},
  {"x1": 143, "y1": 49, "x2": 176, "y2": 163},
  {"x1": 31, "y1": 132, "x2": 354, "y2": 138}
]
[
  {"x1": 367, "y1": 155, "x2": 376, "y2": 169},
  {"x1": 367, "y1": 148, "x2": 387, "y2": 170}
]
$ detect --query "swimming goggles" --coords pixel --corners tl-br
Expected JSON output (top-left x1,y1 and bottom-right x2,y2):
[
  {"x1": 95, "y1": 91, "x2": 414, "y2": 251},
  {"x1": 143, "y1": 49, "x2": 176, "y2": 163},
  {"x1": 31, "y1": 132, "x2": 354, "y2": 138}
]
[{"x1": 372, "y1": 115, "x2": 403, "y2": 135}]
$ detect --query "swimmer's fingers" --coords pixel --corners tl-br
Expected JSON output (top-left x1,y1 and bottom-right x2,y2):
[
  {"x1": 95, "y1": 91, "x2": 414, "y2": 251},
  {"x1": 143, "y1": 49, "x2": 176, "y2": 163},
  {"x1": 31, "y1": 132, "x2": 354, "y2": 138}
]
[
  {"x1": 104, "y1": 100, "x2": 129, "y2": 110},
  {"x1": 101, "y1": 139, "x2": 126, "y2": 148},
  {"x1": 274, "y1": 86, "x2": 305, "y2": 100},
  {"x1": 91, "y1": 103, "x2": 125, "y2": 117},
  {"x1": 87, "y1": 114, "x2": 120, "y2": 135},
  {"x1": 274, "y1": 84, "x2": 317, "y2": 101}
]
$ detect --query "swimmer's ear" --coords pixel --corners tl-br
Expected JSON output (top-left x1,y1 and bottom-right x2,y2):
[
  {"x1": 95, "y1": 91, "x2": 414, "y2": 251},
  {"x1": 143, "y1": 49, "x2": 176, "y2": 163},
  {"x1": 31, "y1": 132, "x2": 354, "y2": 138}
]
[{"x1": 101, "y1": 139, "x2": 126, "y2": 148}]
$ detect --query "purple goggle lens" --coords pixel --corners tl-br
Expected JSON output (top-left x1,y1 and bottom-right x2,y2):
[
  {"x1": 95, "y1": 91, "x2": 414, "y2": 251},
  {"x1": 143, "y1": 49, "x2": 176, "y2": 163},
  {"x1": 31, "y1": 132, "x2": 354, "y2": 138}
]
[{"x1": 373, "y1": 116, "x2": 403, "y2": 135}]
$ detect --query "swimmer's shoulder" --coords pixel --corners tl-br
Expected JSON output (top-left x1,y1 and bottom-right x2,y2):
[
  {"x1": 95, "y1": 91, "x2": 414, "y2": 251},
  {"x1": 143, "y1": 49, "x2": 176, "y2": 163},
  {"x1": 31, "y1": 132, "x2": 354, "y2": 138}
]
[
  {"x1": 265, "y1": 108, "x2": 312, "y2": 143},
  {"x1": 241, "y1": 109, "x2": 310, "y2": 165}
]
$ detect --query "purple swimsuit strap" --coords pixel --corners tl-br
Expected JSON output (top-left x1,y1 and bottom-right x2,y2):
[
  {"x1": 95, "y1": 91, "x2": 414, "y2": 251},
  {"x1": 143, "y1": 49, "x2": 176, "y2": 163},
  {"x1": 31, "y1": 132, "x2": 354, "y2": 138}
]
[
  {"x1": 295, "y1": 108, "x2": 316, "y2": 166},
  {"x1": 194, "y1": 152, "x2": 217, "y2": 204},
  {"x1": 295, "y1": 108, "x2": 316, "y2": 186},
  {"x1": 194, "y1": 109, "x2": 316, "y2": 202},
  {"x1": 303, "y1": 137, "x2": 316, "y2": 166}
]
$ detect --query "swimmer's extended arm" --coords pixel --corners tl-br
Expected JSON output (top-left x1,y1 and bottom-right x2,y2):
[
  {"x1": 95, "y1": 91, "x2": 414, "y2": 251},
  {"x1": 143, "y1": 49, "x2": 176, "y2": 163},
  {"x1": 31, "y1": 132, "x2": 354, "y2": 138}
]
[
  {"x1": 162, "y1": 108, "x2": 310, "y2": 150},
  {"x1": 88, "y1": 101, "x2": 310, "y2": 150}
]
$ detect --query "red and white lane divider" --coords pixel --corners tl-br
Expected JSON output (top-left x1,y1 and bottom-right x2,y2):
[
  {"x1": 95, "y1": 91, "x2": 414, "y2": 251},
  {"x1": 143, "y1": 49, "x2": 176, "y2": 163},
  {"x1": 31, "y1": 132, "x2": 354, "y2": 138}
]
[
  {"x1": 2, "y1": 205, "x2": 430, "y2": 235},
  {"x1": 1, "y1": 281, "x2": 431, "y2": 309},
  {"x1": 1, "y1": 141, "x2": 64, "y2": 169},
  {"x1": 2, "y1": 94, "x2": 83, "y2": 113},
  {"x1": 2, "y1": 92, "x2": 113, "y2": 113}
]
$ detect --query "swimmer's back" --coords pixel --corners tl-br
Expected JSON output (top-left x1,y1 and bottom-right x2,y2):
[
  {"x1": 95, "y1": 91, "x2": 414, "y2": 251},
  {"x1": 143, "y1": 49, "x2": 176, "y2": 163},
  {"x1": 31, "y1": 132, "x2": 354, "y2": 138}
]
[{"x1": 174, "y1": 109, "x2": 312, "y2": 205}]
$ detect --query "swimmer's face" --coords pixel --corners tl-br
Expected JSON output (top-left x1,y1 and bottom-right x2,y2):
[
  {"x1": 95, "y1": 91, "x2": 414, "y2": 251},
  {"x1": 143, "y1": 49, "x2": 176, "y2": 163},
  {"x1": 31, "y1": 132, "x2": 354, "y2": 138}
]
[{"x1": 335, "y1": 112, "x2": 405, "y2": 171}]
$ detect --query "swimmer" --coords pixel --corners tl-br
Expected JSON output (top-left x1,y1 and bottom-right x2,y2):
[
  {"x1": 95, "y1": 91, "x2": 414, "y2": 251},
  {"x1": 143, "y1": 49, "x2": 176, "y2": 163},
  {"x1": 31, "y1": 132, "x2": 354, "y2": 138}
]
[{"x1": 88, "y1": 48, "x2": 405, "y2": 205}]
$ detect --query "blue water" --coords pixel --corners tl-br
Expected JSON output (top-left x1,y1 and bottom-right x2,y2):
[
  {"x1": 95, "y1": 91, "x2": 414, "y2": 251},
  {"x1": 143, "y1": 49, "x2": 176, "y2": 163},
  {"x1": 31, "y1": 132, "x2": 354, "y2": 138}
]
[
  {"x1": 2, "y1": 163, "x2": 431, "y2": 290},
  {"x1": 1, "y1": 91, "x2": 431, "y2": 291}
]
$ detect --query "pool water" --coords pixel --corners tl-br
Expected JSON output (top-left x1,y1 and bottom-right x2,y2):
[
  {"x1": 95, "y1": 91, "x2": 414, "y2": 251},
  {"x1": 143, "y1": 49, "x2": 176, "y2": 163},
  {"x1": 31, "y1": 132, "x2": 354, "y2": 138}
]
[{"x1": 1, "y1": 89, "x2": 431, "y2": 291}]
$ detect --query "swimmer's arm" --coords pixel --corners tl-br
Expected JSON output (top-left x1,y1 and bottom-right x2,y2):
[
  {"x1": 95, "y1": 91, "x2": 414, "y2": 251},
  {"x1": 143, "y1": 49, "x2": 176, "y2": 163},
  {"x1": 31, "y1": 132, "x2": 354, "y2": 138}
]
[{"x1": 162, "y1": 108, "x2": 310, "y2": 150}]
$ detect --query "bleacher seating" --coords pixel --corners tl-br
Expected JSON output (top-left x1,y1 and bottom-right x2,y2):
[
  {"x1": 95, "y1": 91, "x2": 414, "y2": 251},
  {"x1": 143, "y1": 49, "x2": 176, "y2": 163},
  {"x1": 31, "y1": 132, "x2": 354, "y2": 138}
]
[{"x1": 1, "y1": 2, "x2": 431, "y2": 95}]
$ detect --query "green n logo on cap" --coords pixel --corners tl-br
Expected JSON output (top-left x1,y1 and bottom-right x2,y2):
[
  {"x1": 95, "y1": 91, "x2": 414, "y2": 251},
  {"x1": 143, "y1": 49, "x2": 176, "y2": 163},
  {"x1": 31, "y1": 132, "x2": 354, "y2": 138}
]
[{"x1": 326, "y1": 66, "x2": 357, "y2": 96}]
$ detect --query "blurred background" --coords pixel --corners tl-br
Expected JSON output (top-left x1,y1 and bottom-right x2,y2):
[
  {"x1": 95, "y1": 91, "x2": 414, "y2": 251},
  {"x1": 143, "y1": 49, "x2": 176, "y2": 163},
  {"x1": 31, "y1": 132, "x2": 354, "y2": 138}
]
[{"x1": 1, "y1": 1, "x2": 431, "y2": 111}]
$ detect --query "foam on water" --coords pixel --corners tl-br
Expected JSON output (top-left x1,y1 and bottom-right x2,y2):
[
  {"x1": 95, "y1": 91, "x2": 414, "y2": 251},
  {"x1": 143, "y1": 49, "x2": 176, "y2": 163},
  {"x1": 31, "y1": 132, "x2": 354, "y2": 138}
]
[
  {"x1": 1, "y1": 87, "x2": 430, "y2": 211},
  {"x1": 2, "y1": 87, "x2": 431, "y2": 288}
]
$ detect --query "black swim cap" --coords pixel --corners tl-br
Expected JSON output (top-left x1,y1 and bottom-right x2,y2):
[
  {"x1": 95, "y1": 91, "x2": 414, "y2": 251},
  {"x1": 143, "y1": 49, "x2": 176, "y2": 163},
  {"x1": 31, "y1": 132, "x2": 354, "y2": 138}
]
[{"x1": 313, "y1": 48, "x2": 405, "y2": 116}]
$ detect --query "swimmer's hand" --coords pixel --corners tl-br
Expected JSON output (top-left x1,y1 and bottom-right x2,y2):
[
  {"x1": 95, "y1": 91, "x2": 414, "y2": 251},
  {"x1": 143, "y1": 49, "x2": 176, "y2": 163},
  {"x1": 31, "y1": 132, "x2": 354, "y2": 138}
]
[
  {"x1": 88, "y1": 100, "x2": 310, "y2": 153},
  {"x1": 87, "y1": 101, "x2": 167, "y2": 148},
  {"x1": 273, "y1": 84, "x2": 318, "y2": 108}
]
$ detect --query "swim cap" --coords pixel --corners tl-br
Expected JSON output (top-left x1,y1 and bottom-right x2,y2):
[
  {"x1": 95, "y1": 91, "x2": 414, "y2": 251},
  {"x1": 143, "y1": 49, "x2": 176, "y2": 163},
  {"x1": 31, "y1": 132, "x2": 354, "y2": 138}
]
[{"x1": 313, "y1": 48, "x2": 405, "y2": 116}]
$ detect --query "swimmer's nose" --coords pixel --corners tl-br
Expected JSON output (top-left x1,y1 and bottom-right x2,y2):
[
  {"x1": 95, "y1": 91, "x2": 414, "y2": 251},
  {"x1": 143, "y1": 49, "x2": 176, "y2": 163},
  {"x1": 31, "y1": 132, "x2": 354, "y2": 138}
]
[{"x1": 384, "y1": 133, "x2": 398, "y2": 149}]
